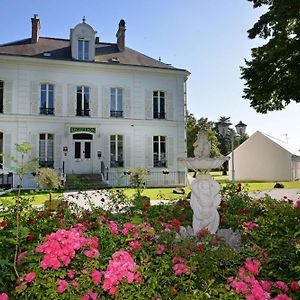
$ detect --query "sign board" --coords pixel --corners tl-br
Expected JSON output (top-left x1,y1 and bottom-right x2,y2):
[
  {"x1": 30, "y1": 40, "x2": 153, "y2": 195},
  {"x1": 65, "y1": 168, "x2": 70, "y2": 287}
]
[
  {"x1": 63, "y1": 146, "x2": 68, "y2": 152},
  {"x1": 70, "y1": 127, "x2": 96, "y2": 134}
]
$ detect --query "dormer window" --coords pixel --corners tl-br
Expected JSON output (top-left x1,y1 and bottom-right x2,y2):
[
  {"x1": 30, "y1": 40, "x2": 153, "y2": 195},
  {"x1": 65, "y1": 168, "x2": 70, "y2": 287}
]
[
  {"x1": 70, "y1": 21, "x2": 96, "y2": 62},
  {"x1": 78, "y1": 39, "x2": 89, "y2": 61}
]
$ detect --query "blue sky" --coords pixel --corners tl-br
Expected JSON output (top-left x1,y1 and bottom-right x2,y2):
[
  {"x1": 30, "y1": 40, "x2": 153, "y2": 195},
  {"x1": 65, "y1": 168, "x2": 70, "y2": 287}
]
[{"x1": 1, "y1": 0, "x2": 300, "y2": 148}]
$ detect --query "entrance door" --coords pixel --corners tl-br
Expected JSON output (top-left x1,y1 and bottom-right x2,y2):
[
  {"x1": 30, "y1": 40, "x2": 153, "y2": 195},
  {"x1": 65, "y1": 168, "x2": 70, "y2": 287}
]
[{"x1": 72, "y1": 133, "x2": 93, "y2": 174}]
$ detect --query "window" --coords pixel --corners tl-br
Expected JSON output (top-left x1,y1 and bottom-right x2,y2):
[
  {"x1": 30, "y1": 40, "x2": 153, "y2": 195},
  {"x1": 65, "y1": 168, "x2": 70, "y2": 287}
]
[
  {"x1": 40, "y1": 84, "x2": 54, "y2": 115},
  {"x1": 153, "y1": 91, "x2": 165, "y2": 119},
  {"x1": 76, "y1": 86, "x2": 90, "y2": 116},
  {"x1": 78, "y1": 39, "x2": 89, "y2": 61},
  {"x1": 110, "y1": 88, "x2": 123, "y2": 118},
  {"x1": 0, "y1": 81, "x2": 4, "y2": 113},
  {"x1": 153, "y1": 136, "x2": 167, "y2": 167},
  {"x1": 39, "y1": 133, "x2": 54, "y2": 168},
  {"x1": 0, "y1": 132, "x2": 3, "y2": 169},
  {"x1": 110, "y1": 135, "x2": 123, "y2": 167}
]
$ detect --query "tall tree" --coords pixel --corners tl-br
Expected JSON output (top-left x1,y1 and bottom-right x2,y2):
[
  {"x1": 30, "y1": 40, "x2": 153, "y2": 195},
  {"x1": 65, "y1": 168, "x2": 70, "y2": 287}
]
[
  {"x1": 186, "y1": 112, "x2": 220, "y2": 158},
  {"x1": 241, "y1": 0, "x2": 300, "y2": 113}
]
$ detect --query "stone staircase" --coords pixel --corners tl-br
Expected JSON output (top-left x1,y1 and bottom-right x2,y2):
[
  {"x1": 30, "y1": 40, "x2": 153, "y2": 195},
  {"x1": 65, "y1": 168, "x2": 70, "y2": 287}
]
[{"x1": 65, "y1": 174, "x2": 108, "y2": 191}]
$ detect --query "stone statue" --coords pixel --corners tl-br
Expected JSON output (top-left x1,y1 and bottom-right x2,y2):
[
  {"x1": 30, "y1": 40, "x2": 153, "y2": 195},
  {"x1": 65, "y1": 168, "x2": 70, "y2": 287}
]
[
  {"x1": 178, "y1": 130, "x2": 229, "y2": 234},
  {"x1": 193, "y1": 130, "x2": 211, "y2": 158},
  {"x1": 188, "y1": 175, "x2": 221, "y2": 233}
]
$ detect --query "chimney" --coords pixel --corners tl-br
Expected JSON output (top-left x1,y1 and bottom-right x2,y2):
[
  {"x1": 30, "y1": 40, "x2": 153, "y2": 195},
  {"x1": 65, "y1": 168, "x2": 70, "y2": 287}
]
[
  {"x1": 116, "y1": 19, "x2": 126, "y2": 51},
  {"x1": 31, "y1": 14, "x2": 40, "y2": 43}
]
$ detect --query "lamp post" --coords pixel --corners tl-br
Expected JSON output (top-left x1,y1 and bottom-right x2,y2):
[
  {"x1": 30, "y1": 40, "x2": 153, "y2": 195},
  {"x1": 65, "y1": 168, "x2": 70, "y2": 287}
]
[{"x1": 217, "y1": 120, "x2": 247, "y2": 181}]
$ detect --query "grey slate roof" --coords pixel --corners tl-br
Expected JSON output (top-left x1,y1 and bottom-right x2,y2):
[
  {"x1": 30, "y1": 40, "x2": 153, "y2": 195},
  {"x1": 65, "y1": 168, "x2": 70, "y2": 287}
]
[{"x1": 0, "y1": 37, "x2": 184, "y2": 71}]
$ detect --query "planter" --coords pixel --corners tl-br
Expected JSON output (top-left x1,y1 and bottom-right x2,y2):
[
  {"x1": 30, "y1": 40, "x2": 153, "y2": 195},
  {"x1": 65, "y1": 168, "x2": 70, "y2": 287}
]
[{"x1": 44, "y1": 199, "x2": 64, "y2": 211}]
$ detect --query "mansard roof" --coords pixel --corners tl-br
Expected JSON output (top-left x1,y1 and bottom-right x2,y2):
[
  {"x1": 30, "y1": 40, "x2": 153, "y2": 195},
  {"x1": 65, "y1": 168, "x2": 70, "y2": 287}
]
[{"x1": 0, "y1": 37, "x2": 183, "y2": 71}]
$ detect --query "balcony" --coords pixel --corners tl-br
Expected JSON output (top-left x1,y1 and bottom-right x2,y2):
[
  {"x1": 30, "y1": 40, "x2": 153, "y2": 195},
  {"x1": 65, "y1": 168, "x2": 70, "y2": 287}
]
[
  {"x1": 39, "y1": 160, "x2": 54, "y2": 168},
  {"x1": 76, "y1": 109, "x2": 90, "y2": 117},
  {"x1": 110, "y1": 160, "x2": 124, "y2": 168},
  {"x1": 110, "y1": 110, "x2": 123, "y2": 118},
  {"x1": 153, "y1": 111, "x2": 166, "y2": 119},
  {"x1": 40, "y1": 107, "x2": 54, "y2": 115}
]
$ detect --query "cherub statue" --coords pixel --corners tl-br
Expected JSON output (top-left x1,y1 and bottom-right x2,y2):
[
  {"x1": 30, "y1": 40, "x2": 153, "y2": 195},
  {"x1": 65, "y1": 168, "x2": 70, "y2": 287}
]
[{"x1": 193, "y1": 130, "x2": 211, "y2": 158}]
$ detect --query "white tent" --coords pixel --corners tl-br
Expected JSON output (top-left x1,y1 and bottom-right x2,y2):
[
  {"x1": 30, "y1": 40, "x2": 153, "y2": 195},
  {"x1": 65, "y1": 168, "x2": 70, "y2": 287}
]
[{"x1": 228, "y1": 131, "x2": 300, "y2": 181}]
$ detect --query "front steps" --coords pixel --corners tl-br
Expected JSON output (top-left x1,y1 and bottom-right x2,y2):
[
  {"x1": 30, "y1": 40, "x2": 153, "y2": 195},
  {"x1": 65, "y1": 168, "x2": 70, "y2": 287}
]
[{"x1": 65, "y1": 174, "x2": 108, "y2": 191}]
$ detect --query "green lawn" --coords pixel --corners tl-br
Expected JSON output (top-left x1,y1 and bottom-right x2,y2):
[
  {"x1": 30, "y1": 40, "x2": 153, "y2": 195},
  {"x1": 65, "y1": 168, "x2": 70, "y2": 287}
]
[{"x1": 1, "y1": 175, "x2": 300, "y2": 206}]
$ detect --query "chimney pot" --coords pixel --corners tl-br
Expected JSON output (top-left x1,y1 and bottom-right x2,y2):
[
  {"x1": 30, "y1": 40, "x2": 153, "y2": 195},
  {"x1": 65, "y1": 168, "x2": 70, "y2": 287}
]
[
  {"x1": 31, "y1": 14, "x2": 41, "y2": 44},
  {"x1": 116, "y1": 19, "x2": 126, "y2": 51}
]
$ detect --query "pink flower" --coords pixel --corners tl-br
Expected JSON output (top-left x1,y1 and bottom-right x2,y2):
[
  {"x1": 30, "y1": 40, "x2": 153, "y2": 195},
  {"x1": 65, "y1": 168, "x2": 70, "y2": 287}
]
[
  {"x1": 56, "y1": 279, "x2": 68, "y2": 294},
  {"x1": 129, "y1": 240, "x2": 142, "y2": 251},
  {"x1": 260, "y1": 280, "x2": 271, "y2": 292},
  {"x1": 251, "y1": 285, "x2": 266, "y2": 299},
  {"x1": 230, "y1": 280, "x2": 248, "y2": 294},
  {"x1": 172, "y1": 263, "x2": 190, "y2": 276},
  {"x1": 91, "y1": 269, "x2": 102, "y2": 286},
  {"x1": 102, "y1": 250, "x2": 141, "y2": 294},
  {"x1": 172, "y1": 255, "x2": 185, "y2": 264},
  {"x1": 72, "y1": 280, "x2": 79, "y2": 287},
  {"x1": 290, "y1": 280, "x2": 299, "y2": 292},
  {"x1": 36, "y1": 226, "x2": 98, "y2": 270},
  {"x1": 243, "y1": 222, "x2": 259, "y2": 232},
  {"x1": 67, "y1": 269, "x2": 75, "y2": 279},
  {"x1": 293, "y1": 199, "x2": 300, "y2": 209},
  {"x1": 17, "y1": 252, "x2": 27, "y2": 265},
  {"x1": 274, "y1": 281, "x2": 289, "y2": 292},
  {"x1": 24, "y1": 272, "x2": 36, "y2": 283},
  {"x1": 244, "y1": 258, "x2": 261, "y2": 276},
  {"x1": 121, "y1": 223, "x2": 135, "y2": 235},
  {"x1": 273, "y1": 295, "x2": 292, "y2": 300},
  {"x1": 107, "y1": 220, "x2": 119, "y2": 235},
  {"x1": 156, "y1": 244, "x2": 165, "y2": 255},
  {"x1": 0, "y1": 293, "x2": 8, "y2": 300}
]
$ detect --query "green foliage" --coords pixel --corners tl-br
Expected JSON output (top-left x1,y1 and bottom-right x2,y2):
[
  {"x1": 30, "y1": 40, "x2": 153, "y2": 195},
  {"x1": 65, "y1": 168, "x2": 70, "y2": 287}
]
[
  {"x1": 35, "y1": 168, "x2": 62, "y2": 201},
  {"x1": 127, "y1": 167, "x2": 149, "y2": 188},
  {"x1": 186, "y1": 112, "x2": 220, "y2": 158},
  {"x1": 0, "y1": 184, "x2": 299, "y2": 299},
  {"x1": 241, "y1": 0, "x2": 300, "y2": 113}
]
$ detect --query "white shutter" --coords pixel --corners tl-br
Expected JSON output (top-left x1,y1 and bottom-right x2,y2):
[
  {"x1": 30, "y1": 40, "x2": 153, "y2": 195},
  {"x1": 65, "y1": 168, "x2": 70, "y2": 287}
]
[
  {"x1": 145, "y1": 135, "x2": 153, "y2": 168},
  {"x1": 102, "y1": 134, "x2": 110, "y2": 168},
  {"x1": 167, "y1": 136, "x2": 174, "y2": 168},
  {"x1": 166, "y1": 91, "x2": 174, "y2": 121},
  {"x1": 67, "y1": 84, "x2": 75, "y2": 116},
  {"x1": 123, "y1": 88, "x2": 131, "y2": 118},
  {"x1": 30, "y1": 82, "x2": 39, "y2": 114},
  {"x1": 4, "y1": 81, "x2": 13, "y2": 113},
  {"x1": 55, "y1": 135, "x2": 62, "y2": 170},
  {"x1": 90, "y1": 86, "x2": 98, "y2": 117},
  {"x1": 124, "y1": 135, "x2": 131, "y2": 168},
  {"x1": 3, "y1": 133, "x2": 11, "y2": 168},
  {"x1": 145, "y1": 89, "x2": 152, "y2": 119},
  {"x1": 55, "y1": 84, "x2": 63, "y2": 116},
  {"x1": 30, "y1": 133, "x2": 39, "y2": 158},
  {"x1": 102, "y1": 87, "x2": 110, "y2": 118}
]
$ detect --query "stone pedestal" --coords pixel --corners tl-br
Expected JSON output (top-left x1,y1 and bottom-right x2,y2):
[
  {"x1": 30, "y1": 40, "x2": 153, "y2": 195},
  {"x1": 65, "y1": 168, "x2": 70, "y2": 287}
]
[{"x1": 187, "y1": 174, "x2": 221, "y2": 234}]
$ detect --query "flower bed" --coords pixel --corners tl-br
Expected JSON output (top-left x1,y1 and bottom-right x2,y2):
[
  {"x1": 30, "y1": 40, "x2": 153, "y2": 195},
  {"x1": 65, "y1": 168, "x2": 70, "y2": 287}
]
[{"x1": 0, "y1": 185, "x2": 299, "y2": 299}]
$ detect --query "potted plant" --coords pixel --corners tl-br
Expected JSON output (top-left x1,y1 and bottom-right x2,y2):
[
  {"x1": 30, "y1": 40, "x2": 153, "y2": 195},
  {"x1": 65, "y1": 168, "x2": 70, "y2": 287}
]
[{"x1": 35, "y1": 168, "x2": 62, "y2": 210}]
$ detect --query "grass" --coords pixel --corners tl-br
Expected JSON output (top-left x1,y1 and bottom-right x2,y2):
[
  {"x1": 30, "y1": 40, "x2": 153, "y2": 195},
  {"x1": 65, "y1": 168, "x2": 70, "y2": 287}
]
[{"x1": 1, "y1": 172, "x2": 299, "y2": 206}]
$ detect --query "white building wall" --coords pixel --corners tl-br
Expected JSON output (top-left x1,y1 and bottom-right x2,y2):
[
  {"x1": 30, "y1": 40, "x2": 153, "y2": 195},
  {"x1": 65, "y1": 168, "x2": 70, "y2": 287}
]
[
  {"x1": 0, "y1": 56, "x2": 187, "y2": 188},
  {"x1": 229, "y1": 132, "x2": 292, "y2": 181}
]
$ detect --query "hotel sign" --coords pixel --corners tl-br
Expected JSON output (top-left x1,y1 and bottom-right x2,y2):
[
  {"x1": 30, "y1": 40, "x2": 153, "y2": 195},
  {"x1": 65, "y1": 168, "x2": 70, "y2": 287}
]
[{"x1": 70, "y1": 127, "x2": 96, "y2": 134}]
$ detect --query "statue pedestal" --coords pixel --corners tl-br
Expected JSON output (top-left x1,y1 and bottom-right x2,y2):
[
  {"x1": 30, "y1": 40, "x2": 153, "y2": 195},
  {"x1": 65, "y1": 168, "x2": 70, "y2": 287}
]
[{"x1": 187, "y1": 174, "x2": 221, "y2": 234}]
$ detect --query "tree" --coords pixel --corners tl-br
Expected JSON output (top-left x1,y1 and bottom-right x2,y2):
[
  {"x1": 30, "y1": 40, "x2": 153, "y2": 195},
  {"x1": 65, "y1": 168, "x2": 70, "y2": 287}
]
[
  {"x1": 35, "y1": 168, "x2": 62, "y2": 203},
  {"x1": 186, "y1": 112, "x2": 220, "y2": 158},
  {"x1": 215, "y1": 117, "x2": 249, "y2": 175},
  {"x1": 241, "y1": 0, "x2": 300, "y2": 113}
]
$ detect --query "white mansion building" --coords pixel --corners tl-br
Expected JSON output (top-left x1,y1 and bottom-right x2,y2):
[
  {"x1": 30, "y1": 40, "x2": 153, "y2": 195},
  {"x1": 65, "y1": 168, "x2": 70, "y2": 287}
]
[{"x1": 0, "y1": 15, "x2": 189, "y2": 188}]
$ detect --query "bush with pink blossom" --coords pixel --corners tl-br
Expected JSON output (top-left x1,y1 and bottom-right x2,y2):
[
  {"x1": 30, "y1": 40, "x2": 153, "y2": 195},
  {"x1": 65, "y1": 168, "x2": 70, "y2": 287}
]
[{"x1": 0, "y1": 184, "x2": 299, "y2": 299}]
